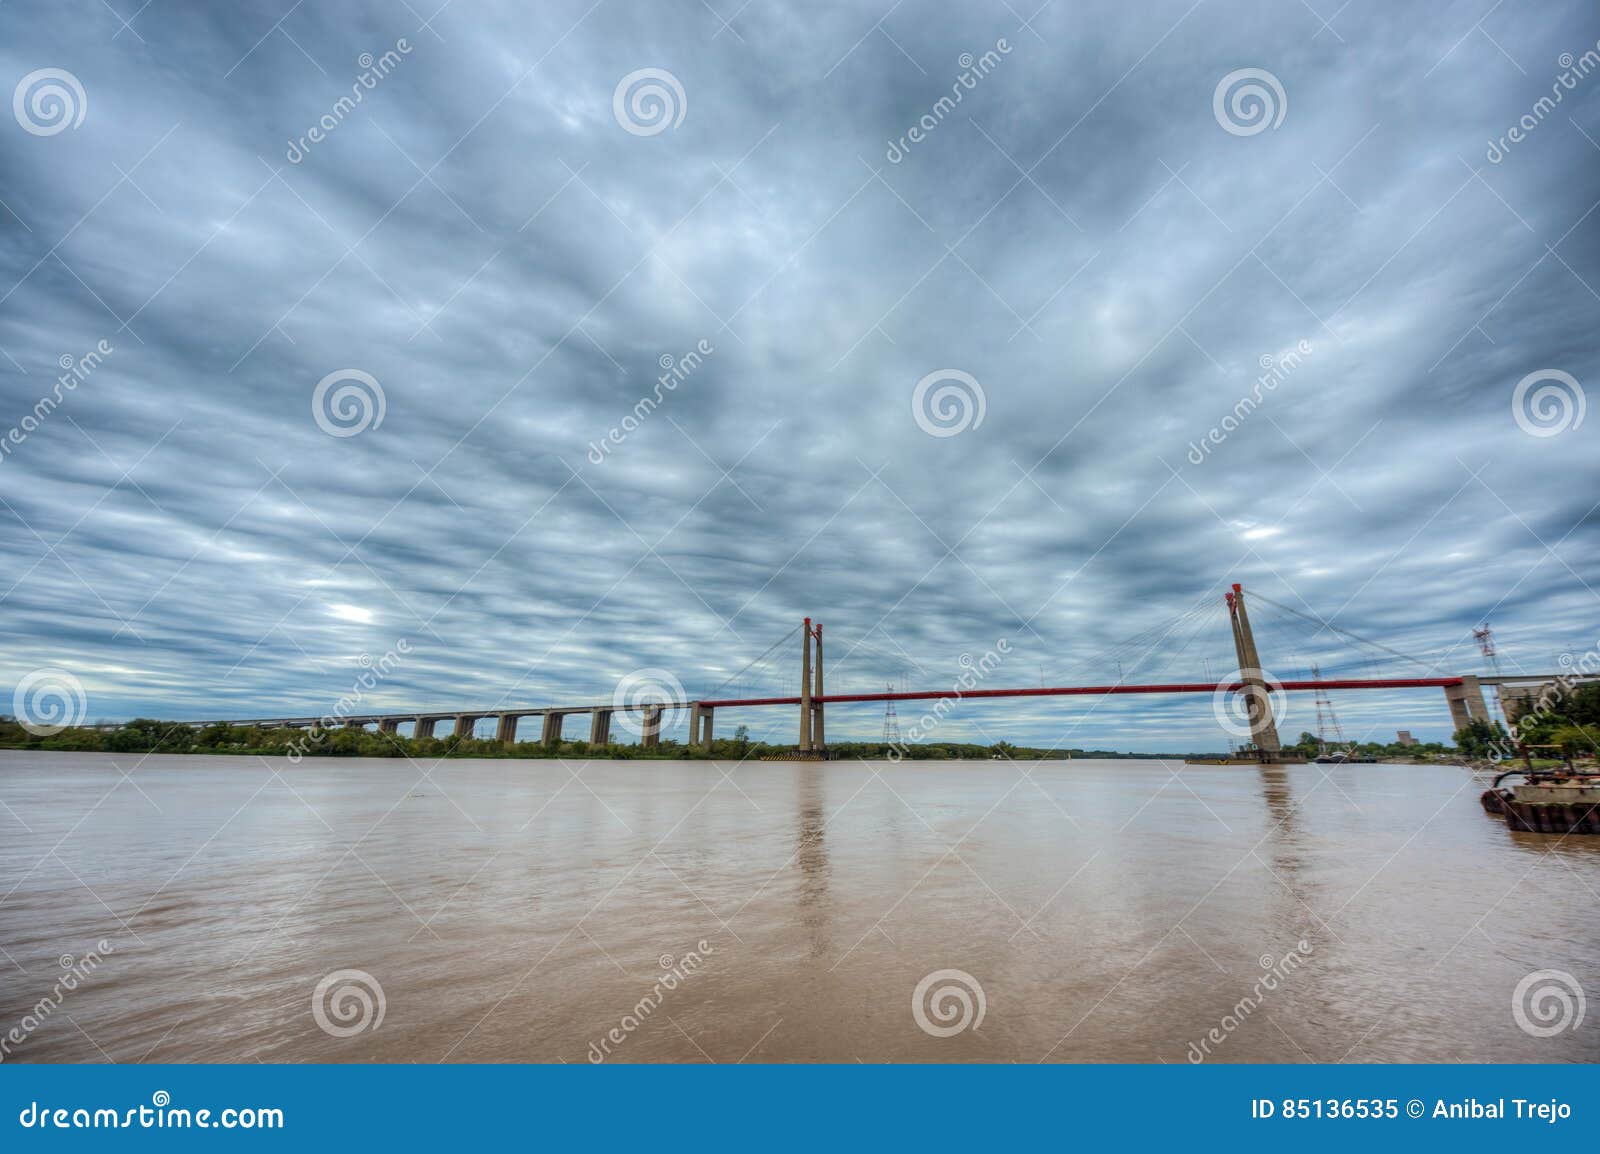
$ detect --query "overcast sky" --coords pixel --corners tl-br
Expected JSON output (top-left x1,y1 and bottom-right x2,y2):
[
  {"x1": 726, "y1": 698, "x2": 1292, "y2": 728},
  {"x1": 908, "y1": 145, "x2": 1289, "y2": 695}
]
[{"x1": 0, "y1": 0, "x2": 1596, "y2": 750}]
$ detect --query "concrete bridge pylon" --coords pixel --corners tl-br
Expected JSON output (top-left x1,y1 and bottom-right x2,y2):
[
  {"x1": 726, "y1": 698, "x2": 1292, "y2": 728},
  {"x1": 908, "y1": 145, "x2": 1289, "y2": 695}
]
[{"x1": 1225, "y1": 583, "x2": 1293, "y2": 762}]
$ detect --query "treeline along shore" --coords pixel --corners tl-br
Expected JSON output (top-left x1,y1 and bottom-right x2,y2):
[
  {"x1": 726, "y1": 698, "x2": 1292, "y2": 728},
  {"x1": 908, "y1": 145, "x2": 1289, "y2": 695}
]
[
  {"x1": 0, "y1": 715, "x2": 1512, "y2": 764},
  {"x1": 10, "y1": 679, "x2": 1599, "y2": 763}
]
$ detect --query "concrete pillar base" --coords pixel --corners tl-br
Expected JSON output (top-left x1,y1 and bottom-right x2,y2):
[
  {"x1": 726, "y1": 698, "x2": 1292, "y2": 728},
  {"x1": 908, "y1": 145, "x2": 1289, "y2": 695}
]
[
  {"x1": 589, "y1": 710, "x2": 612, "y2": 745},
  {"x1": 1446, "y1": 674, "x2": 1490, "y2": 732},
  {"x1": 413, "y1": 718, "x2": 436, "y2": 740},
  {"x1": 452, "y1": 715, "x2": 475, "y2": 738},
  {"x1": 495, "y1": 715, "x2": 519, "y2": 743}
]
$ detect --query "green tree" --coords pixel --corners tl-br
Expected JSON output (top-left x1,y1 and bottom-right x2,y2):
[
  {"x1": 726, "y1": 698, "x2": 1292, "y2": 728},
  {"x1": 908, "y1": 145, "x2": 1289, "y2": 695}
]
[
  {"x1": 1549, "y1": 725, "x2": 1597, "y2": 759},
  {"x1": 1453, "y1": 718, "x2": 1509, "y2": 758}
]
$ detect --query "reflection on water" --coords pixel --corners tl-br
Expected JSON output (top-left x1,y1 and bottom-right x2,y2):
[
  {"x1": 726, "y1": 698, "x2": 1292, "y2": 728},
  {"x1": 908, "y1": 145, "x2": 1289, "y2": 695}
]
[
  {"x1": 795, "y1": 766, "x2": 830, "y2": 961},
  {"x1": 0, "y1": 752, "x2": 1596, "y2": 1064}
]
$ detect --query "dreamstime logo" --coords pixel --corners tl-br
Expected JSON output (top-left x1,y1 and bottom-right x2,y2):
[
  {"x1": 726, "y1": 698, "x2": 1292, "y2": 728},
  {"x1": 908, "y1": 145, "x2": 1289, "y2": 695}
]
[
  {"x1": 611, "y1": 668, "x2": 687, "y2": 737},
  {"x1": 1212, "y1": 68, "x2": 1286, "y2": 136},
  {"x1": 885, "y1": 38, "x2": 1013, "y2": 163},
  {"x1": 1487, "y1": 42, "x2": 1600, "y2": 164},
  {"x1": 912, "y1": 968, "x2": 986, "y2": 1037},
  {"x1": 613, "y1": 68, "x2": 686, "y2": 136},
  {"x1": 13, "y1": 669, "x2": 87, "y2": 736},
  {"x1": 285, "y1": 39, "x2": 413, "y2": 164},
  {"x1": 1511, "y1": 369, "x2": 1584, "y2": 438},
  {"x1": 1187, "y1": 940, "x2": 1313, "y2": 1062},
  {"x1": 587, "y1": 940, "x2": 715, "y2": 1062},
  {"x1": 1212, "y1": 667, "x2": 1289, "y2": 739},
  {"x1": 285, "y1": 639, "x2": 412, "y2": 762},
  {"x1": 1512, "y1": 969, "x2": 1585, "y2": 1038},
  {"x1": 1, "y1": 339, "x2": 114, "y2": 468},
  {"x1": 311, "y1": 969, "x2": 386, "y2": 1037},
  {"x1": 886, "y1": 639, "x2": 1011, "y2": 760},
  {"x1": 1484, "y1": 640, "x2": 1600, "y2": 763},
  {"x1": 13, "y1": 69, "x2": 87, "y2": 136},
  {"x1": 1, "y1": 939, "x2": 112, "y2": 1062},
  {"x1": 912, "y1": 369, "x2": 986, "y2": 437},
  {"x1": 1187, "y1": 339, "x2": 1312, "y2": 465},
  {"x1": 312, "y1": 369, "x2": 386, "y2": 437},
  {"x1": 587, "y1": 339, "x2": 714, "y2": 463}
]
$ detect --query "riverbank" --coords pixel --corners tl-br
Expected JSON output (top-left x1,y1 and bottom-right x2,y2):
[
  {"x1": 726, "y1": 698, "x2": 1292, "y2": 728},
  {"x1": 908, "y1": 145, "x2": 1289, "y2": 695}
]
[
  {"x1": 2, "y1": 718, "x2": 1515, "y2": 765},
  {"x1": 0, "y1": 717, "x2": 1177, "y2": 762}
]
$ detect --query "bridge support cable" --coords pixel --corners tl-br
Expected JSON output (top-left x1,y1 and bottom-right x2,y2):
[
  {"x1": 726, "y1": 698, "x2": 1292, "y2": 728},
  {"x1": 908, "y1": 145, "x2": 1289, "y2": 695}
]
[
  {"x1": 700, "y1": 622, "x2": 802, "y2": 702},
  {"x1": 1251, "y1": 599, "x2": 1388, "y2": 682},
  {"x1": 1039, "y1": 594, "x2": 1222, "y2": 690},
  {"x1": 1248, "y1": 591, "x2": 1440, "y2": 675},
  {"x1": 822, "y1": 633, "x2": 921, "y2": 690}
]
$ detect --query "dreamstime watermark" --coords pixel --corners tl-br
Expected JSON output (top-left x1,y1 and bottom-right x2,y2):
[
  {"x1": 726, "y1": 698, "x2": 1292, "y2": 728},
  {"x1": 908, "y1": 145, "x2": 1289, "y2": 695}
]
[
  {"x1": 912, "y1": 369, "x2": 986, "y2": 438},
  {"x1": 1511, "y1": 969, "x2": 1585, "y2": 1038},
  {"x1": 613, "y1": 68, "x2": 686, "y2": 136},
  {"x1": 0, "y1": 340, "x2": 114, "y2": 467},
  {"x1": 12, "y1": 669, "x2": 88, "y2": 736},
  {"x1": 312, "y1": 368, "x2": 386, "y2": 437},
  {"x1": 886, "y1": 640, "x2": 1010, "y2": 760},
  {"x1": 885, "y1": 39, "x2": 1012, "y2": 163},
  {"x1": 0, "y1": 941, "x2": 113, "y2": 1062},
  {"x1": 611, "y1": 668, "x2": 687, "y2": 738},
  {"x1": 1511, "y1": 369, "x2": 1584, "y2": 438},
  {"x1": 1487, "y1": 43, "x2": 1600, "y2": 164},
  {"x1": 17, "y1": 1092, "x2": 284, "y2": 1130},
  {"x1": 587, "y1": 940, "x2": 715, "y2": 1061},
  {"x1": 911, "y1": 968, "x2": 986, "y2": 1037},
  {"x1": 1187, "y1": 339, "x2": 1312, "y2": 465},
  {"x1": 311, "y1": 968, "x2": 386, "y2": 1037},
  {"x1": 1186, "y1": 940, "x2": 1313, "y2": 1062},
  {"x1": 1213, "y1": 68, "x2": 1286, "y2": 136},
  {"x1": 13, "y1": 68, "x2": 86, "y2": 136},
  {"x1": 285, "y1": 39, "x2": 413, "y2": 164},
  {"x1": 284, "y1": 640, "x2": 412, "y2": 762},
  {"x1": 1212, "y1": 667, "x2": 1290, "y2": 740},
  {"x1": 1483, "y1": 640, "x2": 1600, "y2": 762},
  {"x1": 587, "y1": 339, "x2": 713, "y2": 463}
]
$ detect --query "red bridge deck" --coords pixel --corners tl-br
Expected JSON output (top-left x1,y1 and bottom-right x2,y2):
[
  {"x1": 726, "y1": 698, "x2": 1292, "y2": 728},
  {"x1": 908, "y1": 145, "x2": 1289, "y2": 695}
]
[{"x1": 698, "y1": 677, "x2": 1464, "y2": 709}]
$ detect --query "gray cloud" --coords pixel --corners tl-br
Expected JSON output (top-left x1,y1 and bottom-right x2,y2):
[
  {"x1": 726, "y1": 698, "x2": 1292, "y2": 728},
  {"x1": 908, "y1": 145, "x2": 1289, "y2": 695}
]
[{"x1": 0, "y1": 0, "x2": 1596, "y2": 750}]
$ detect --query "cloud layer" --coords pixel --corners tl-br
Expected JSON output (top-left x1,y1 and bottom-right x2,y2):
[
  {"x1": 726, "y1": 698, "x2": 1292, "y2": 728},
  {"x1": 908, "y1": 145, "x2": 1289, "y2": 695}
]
[{"x1": 1, "y1": 0, "x2": 1597, "y2": 749}]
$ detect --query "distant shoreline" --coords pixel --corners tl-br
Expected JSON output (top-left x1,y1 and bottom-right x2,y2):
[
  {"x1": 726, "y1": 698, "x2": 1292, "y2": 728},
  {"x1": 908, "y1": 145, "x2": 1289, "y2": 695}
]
[{"x1": 0, "y1": 717, "x2": 1476, "y2": 765}]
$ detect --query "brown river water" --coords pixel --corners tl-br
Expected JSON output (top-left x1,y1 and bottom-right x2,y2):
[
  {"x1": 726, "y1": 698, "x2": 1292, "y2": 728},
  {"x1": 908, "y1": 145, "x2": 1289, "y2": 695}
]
[{"x1": 1, "y1": 752, "x2": 1596, "y2": 1064}]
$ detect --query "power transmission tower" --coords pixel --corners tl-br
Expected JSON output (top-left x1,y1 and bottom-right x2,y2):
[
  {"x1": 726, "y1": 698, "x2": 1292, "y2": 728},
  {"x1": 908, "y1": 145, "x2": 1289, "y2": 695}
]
[
  {"x1": 1309, "y1": 662, "x2": 1346, "y2": 754},
  {"x1": 882, "y1": 686, "x2": 901, "y2": 744},
  {"x1": 1473, "y1": 623, "x2": 1503, "y2": 718}
]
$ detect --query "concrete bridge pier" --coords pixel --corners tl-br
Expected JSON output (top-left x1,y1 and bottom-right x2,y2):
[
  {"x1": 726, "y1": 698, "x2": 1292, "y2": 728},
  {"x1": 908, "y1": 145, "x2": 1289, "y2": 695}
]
[
  {"x1": 641, "y1": 706, "x2": 662, "y2": 748},
  {"x1": 689, "y1": 704, "x2": 702, "y2": 746},
  {"x1": 452, "y1": 715, "x2": 476, "y2": 738},
  {"x1": 589, "y1": 709, "x2": 612, "y2": 745},
  {"x1": 700, "y1": 706, "x2": 713, "y2": 749},
  {"x1": 1445, "y1": 675, "x2": 1491, "y2": 732},
  {"x1": 378, "y1": 718, "x2": 399, "y2": 734},
  {"x1": 413, "y1": 717, "x2": 437, "y2": 740},
  {"x1": 812, "y1": 622, "x2": 825, "y2": 750},
  {"x1": 800, "y1": 616, "x2": 813, "y2": 752},
  {"x1": 495, "y1": 714, "x2": 519, "y2": 743},
  {"x1": 540, "y1": 713, "x2": 563, "y2": 746},
  {"x1": 1225, "y1": 583, "x2": 1286, "y2": 760}
]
